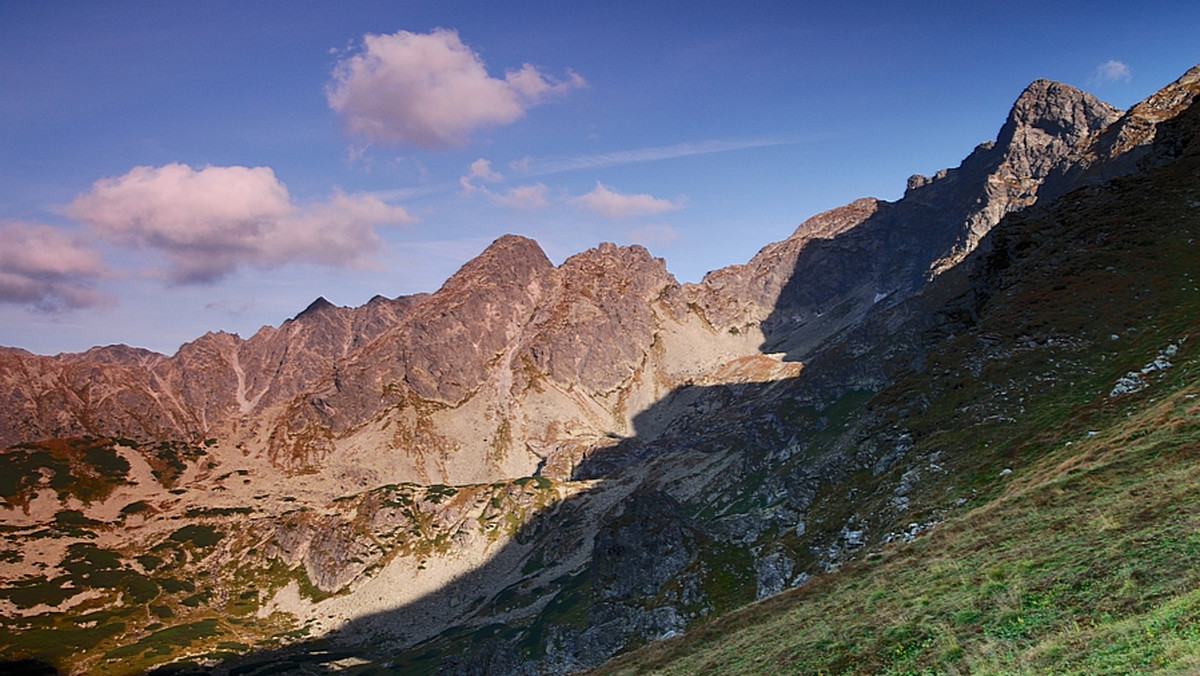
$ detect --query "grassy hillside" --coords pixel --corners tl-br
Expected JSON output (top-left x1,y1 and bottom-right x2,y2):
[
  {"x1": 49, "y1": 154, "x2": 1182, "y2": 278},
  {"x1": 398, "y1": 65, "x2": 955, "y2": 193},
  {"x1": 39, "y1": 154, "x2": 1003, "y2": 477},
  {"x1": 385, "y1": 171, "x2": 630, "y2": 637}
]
[
  {"x1": 593, "y1": 148, "x2": 1200, "y2": 673},
  {"x1": 597, "y1": 386, "x2": 1200, "y2": 674}
]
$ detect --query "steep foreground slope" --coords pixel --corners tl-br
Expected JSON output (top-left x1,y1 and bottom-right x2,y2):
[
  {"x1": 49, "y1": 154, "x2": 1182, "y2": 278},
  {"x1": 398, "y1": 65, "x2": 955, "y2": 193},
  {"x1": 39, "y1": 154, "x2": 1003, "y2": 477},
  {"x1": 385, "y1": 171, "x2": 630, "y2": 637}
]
[
  {"x1": 0, "y1": 65, "x2": 1197, "y2": 675},
  {"x1": 598, "y1": 85, "x2": 1200, "y2": 676}
]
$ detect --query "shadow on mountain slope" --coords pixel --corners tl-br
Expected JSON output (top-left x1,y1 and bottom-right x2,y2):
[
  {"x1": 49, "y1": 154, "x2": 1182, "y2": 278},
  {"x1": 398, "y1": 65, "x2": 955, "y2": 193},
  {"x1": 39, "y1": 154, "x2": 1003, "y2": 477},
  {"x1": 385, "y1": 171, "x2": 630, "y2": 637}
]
[
  {"x1": 164, "y1": 145, "x2": 1045, "y2": 676},
  {"x1": 756, "y1": 199, "x2": 955, "y2": 362},
  {"x1": 155, "y1": 211, "x2": 1013, "y2": 673},
  {"x1": 149, "y1": 371, "x2": 825, "y2": 675},
  {"x1": 132, "y1": 139, "x2": 1200, "y2": 675},
  {"x1": 161, "y1": 216, "x2": 993, "y2": 674},
  {"x1": 756, "y1": 139, "x2": 1021, "y2": 363},
  {"x1": 755, "y1": 71, "x2": 1164, "y2": 363},
  {"x1": 119, "y1": 68, "x2": 1200, "y2": 676}
]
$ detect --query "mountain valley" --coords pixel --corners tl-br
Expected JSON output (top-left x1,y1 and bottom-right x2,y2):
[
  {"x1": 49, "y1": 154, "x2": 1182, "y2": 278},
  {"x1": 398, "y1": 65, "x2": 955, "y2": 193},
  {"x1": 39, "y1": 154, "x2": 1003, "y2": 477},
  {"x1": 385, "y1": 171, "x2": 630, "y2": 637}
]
[{"x1": 3, "y1": 63, "x2": 1200, "y2": 675}]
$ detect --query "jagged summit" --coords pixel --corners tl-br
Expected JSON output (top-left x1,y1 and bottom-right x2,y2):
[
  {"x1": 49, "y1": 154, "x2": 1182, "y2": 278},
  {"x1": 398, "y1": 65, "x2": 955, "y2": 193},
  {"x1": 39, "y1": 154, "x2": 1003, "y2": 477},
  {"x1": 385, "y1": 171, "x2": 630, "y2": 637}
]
[
  {"x1": 294, "y1": 296, "x2": 337, "y2": 320},
  {"x1": 467, "y1": 233, "x2": 551, "y2": 269},
  {"x1": 990, "y1": 78, "x2": 1122, "y2": 185},
  {"x1": 3, "y1": 65, "x2": 1195, "y2": 451},
  {"x1": 683, "y1": 75, "x2": 1126, "y2": 358},
  {"x1": 1000, "y1": 79, "x2": 1120, "y2": 147},
  {"x1": 65, "y1": 343, "x2": 166, "y2": 364},
  {"x1": 435, "y1": 233, "x2": 554, "y2": 297},
  {"x1": 1072, "y1": 62, "x2": 1200, "y2": 180}
]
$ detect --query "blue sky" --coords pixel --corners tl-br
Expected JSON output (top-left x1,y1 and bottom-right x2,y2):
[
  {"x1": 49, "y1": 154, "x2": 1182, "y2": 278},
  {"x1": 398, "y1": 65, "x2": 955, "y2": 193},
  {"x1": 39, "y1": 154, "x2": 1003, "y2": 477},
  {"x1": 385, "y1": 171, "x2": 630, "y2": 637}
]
[{"x1": 1, "y1": 1, "x2": 1197, "y2": 355}]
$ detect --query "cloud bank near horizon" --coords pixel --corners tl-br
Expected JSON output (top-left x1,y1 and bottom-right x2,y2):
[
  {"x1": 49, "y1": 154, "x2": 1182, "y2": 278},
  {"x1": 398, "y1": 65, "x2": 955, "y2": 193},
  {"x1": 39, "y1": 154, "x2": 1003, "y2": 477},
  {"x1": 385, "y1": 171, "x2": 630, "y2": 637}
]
[
  {"x1": 66, "y1": 163, "x2": 413, "y2": 284},
  {"x1": 0, "y1": 221, "x2": 112, "y2": 310}
]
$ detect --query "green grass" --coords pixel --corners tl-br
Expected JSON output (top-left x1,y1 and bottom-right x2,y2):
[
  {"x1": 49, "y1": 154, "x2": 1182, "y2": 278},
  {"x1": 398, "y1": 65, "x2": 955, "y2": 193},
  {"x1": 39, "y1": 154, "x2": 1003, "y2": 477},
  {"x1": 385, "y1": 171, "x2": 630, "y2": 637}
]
[
  {"x1": 593, "y1": 149, "x2": 1200, "y2": 676},
  {"x1": 100, "y1": 618, "x2": 221, "y2": 663},
  {"x1": 596, "y1": 384, "x2": 1200, "y2": 674},
  {"x1": 168, "y1": 524, "x2": 224, "y2": 548},
  {"x1": 146, "y1": 440, "x2": 208, "y2": 488},
  {"x1": 0, "y1": 437, "x2": 131, "y2": 507}
]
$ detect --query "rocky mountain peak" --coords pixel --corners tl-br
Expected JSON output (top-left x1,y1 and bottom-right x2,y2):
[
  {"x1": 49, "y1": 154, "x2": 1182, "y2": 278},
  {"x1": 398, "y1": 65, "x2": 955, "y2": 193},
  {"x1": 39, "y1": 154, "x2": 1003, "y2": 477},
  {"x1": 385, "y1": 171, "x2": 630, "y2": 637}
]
[
  {"x1": 445, "y1": 234, "x2": 553, "y2": 287},
  {"x1": 785, "y1": 197, "x2": 881, "y2": 242},
  {"x1": 688, "y1": 76, "x2": 1129, "y2": 357},
  {"x1": 294, "y1": 296, "x2": 337, "y2": 320},
  {"x1": 420, "y1": 234, "x2": 554, "y2": 315},
  {"x1": 683, "y1": 197, "x2": 880, "y2": 334},
  {"x1": 61, "y1": 343, "x2": 166, "y2": 366},
  {"x1": 1077, "y1": 63, "x2": 1200, "y2": 175},
  {"x1": 330, "y1": 235, "x2": 556, "y2": 409},
  {"x1": 559, "y1": 241, "x2": 669, "y2": 281},
  {"x1": 1001, "y1": 79, "x2": 1120, "y2": 143},
  {"x1": 994, "y1": 78, "x2": 1122, "y2": 180},
  {"x1": 527, "y1": 241, "x2": 682, "y2": 393},
  {"x1": 1123, "y1": 63, "x2": 1200, "y2": 123}
]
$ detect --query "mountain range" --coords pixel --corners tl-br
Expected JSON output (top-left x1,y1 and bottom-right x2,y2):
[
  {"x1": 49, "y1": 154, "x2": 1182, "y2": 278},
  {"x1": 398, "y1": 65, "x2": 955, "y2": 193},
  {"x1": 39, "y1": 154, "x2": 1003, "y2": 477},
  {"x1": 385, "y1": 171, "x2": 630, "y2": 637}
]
[{"x1": 2, "y1": 62, "x2": 1199, "y2": 675}]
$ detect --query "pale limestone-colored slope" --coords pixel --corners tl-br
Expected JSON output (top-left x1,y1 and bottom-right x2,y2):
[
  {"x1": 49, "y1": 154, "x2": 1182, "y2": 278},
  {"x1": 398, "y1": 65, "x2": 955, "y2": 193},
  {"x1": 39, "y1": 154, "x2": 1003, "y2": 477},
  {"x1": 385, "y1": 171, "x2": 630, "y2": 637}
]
[{"x1": 259, "y1": 445, "x2": 736, "y2": 653}]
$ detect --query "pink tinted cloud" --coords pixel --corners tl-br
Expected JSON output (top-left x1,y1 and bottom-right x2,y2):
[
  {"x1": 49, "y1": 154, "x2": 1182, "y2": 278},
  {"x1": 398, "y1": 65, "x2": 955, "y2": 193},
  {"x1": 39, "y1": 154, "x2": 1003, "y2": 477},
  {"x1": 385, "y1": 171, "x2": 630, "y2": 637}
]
[
  {"x1": 326, "y1": 28, "x2": 585, "y2": 148},
  {"x1": 0, "y1": 221, "x2": 112, "y2": 310},
  {"x1": 458, "y1": 157, "x2": 549, "y2": 209},
  {"x1": 467, "y1": 158, "x2": 503, "y2": 182},
  {"x1": 571, "y1": 182, "x2": 683, "y2": 219},
  {"x1": 459, "y1": 158, "x2": 504, "y2": 196},
  {"x1": 66, "y1": 163, "x2": 413, "y2": 283},
  {"x1": 492, "y1": 183, "x2": 549, "y2": 210}
]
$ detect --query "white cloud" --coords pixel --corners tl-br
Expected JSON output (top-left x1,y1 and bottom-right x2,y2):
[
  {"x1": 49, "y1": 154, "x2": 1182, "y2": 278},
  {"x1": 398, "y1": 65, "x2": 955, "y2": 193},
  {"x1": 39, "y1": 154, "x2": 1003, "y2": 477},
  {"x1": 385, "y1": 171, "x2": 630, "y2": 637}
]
[
  {"x1": 492, "y1": 183, "x2": 549, "y2": 210},
  {"x1": 326, "y1": 28, "x2": 585, "y2": 148},
  {"x1": 570, "y1": 182, "x2": 683, "y2": 219},
  {"x1": 467, "y1": 158, "x2": 503, "y2": 182},
  {"x1": 459, "y1": 169, "x2": 550, "y2": 209},
  {"x1": 458, "y1": 158, "x2": 548, "y2": 208},
  {"x1": 460, "y1": 158, "x2": 505, "y2": 196},
  {"x1": 0, "y1": 221, "x2": 112, "y2": 310},
  {"x1": 1091, "y1": 60, "x2": 1132, "y2": 85},
  {"x1": 66, "y1": 163, "x2": 413, "y2": 284}
]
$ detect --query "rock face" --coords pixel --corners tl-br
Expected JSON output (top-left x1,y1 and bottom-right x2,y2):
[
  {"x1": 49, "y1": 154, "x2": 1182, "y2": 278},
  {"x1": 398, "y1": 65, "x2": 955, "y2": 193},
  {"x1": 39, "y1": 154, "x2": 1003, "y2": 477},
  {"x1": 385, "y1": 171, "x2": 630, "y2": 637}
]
[
  {"x1": 382, "y1": 233, "x2": 554, "y2": 406},
  {"x1": 0, "y1": 346, "x2": 190, "y2": 446},
  {"x1": 4, "y1": 64, "x2": 1200, "y2": 676},
  {"x1": 951, "y1": 78, "x2": 1121, "y2": 255},
  {"x1": 1068, "y1": 63, "x2": 1200, "y2": 180},
  {"x1": 0, "y1": 293, "x2": 424, "y2": 449},
  {"x1": 683, "y1": 78, "x2": 1124, "y2": 363},
  {"x1": 0, "y1": 71, "x2": 1158, "y2": 467},
  {"x1": 686, "y1": 197, "x2": 882, "y2": 335},
  {"x1": 528, "y1": 243, "x2": 684, "y2": 393},
  {"x1": 258, "y1": 236, "x2": 705, "y2": 484}
]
